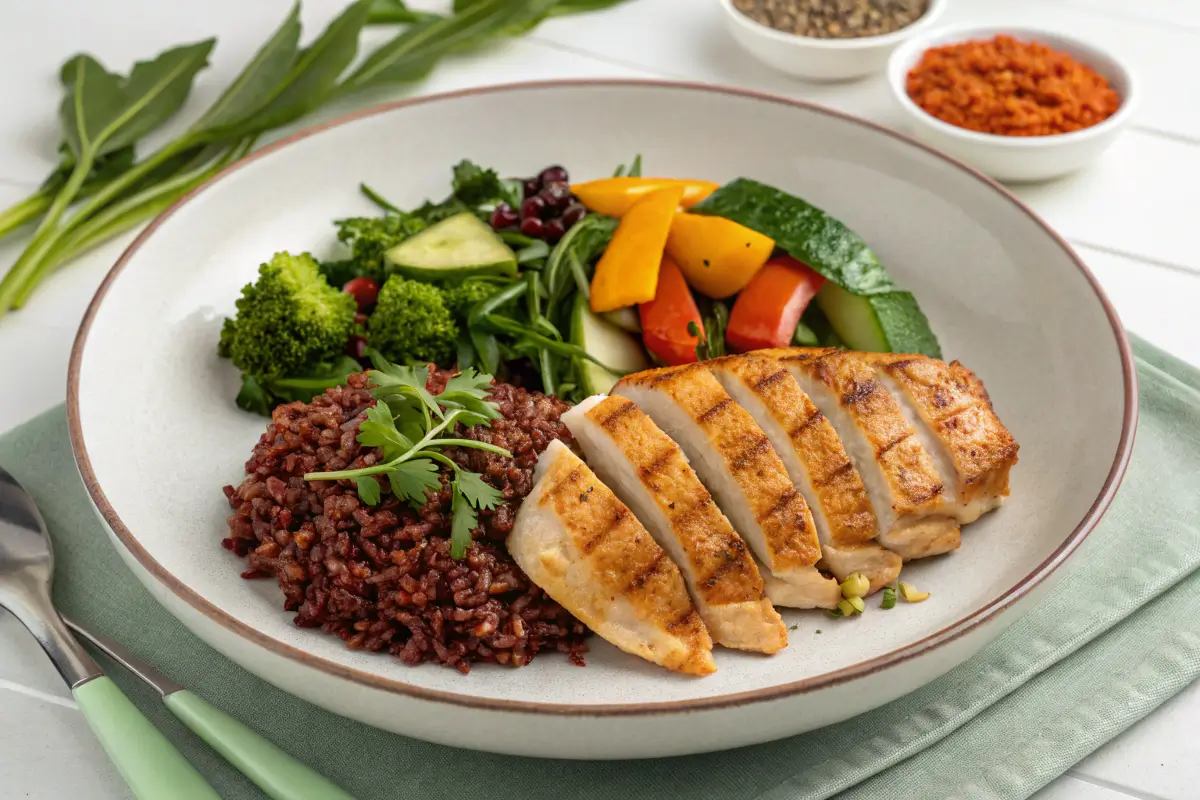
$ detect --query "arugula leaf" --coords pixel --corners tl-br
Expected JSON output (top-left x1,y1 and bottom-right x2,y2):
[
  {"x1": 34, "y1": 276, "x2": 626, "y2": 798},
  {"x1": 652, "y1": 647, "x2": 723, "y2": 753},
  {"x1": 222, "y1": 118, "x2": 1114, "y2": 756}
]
[
  {"x1": 356, "y1": 402, "x2": 413, "y2": 459},
  {"x1": 449, "y1": 486, "x2": 478, "y2": 559},
  {"x1": 387, "y1": 459, "x2": 443, "y2": 505},
  {"x1": 186, "y1": 3, "x2": 302, "y2": 140},
  {"x1": 454, "y1": 471, "x2": 504, "y2": 511},
  {"x1": 61, "y1": 42, "x2": 215, "y2": 159},
  {"x1": 240, "y1": 0, "x2": 374, "y2": 133},
  {"x1": 356, "y1": 476, "x2": 382, "y2": 505},
  {"x1": 368, "y1": 0, "x2": 442, "y2": 25}
]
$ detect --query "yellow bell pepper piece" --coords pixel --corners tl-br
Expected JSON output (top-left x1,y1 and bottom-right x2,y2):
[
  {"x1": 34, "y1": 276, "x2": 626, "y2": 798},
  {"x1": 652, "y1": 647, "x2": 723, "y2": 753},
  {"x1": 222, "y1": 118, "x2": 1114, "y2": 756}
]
[
  {"x1": 572, "y1": 177, "x2": 719, "y2": 218},
  {"x1": 664, "y1": 213, "x2": 775, "y2": 299},
  {"x1": 589, "y1": 185, "x2": 685, "y2": 312}
]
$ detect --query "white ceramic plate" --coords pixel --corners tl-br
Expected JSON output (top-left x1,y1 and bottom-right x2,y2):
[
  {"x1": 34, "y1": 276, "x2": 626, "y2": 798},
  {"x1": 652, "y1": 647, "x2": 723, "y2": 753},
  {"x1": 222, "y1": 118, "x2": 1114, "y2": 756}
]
[{"x1": 69, "y1": 81, "x2": 1135, "y2": 760}]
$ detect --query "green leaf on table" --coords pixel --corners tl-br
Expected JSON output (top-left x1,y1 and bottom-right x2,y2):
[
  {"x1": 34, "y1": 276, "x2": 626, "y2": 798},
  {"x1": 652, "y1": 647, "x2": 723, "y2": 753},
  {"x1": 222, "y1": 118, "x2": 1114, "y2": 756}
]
[
  {"x1": 356, "y1": 476, "x2": 382, "y2": 505},
  {"x1": 186, "y1": 2, "x2": 303, "y2": 140},
  {"x1": 356, "y1": 401, "x2": 413, "y2": 459},
  {"x1": 340, "y1": 0, "x2": 539, "y2": 92},
  {"x1": 368, "y1": 0, "x2": 442, "y2": 26},
  {"x1": 387, "y1": 459, "x2": 443, "y2": 505},
  {"x1": 454, "y1": 470, "x2": 504, "y2": 511},
  {"x1": 60, "y1": 41, "x2": 215, "y2": 159},
  {"x1": 239, "y1": 0, "x2": 373, "y2": 133},
  {"x1": 449, "y1": 483, "x2": 479, "y2": 558}
]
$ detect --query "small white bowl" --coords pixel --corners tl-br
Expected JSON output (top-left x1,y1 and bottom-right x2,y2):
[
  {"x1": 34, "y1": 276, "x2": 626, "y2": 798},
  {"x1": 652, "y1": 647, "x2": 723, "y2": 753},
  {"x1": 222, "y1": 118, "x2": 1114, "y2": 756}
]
[
  {"x1": 887, "y1": 25, "x2": 1139, "y2": 182},
  {"x1": 718, "y1": 0, "x2": 947, "y2": 82}
]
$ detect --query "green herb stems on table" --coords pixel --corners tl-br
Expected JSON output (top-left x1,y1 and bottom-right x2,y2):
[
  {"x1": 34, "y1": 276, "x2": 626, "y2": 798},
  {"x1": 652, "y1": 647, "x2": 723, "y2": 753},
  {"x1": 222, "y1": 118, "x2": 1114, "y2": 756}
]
[{"x1": 0, "y1": 0, "x2": 629, "y2": 319}]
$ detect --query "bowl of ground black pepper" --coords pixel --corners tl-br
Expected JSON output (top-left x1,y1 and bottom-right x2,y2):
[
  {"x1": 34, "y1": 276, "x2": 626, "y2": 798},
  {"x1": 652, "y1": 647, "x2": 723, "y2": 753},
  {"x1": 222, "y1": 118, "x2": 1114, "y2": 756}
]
[
  {"x1": 887, "y1": 26, "x2": 1139, "y2": 182},
  {"x1": 719, "y1": 0, "x2": 946, "y2": 81}
]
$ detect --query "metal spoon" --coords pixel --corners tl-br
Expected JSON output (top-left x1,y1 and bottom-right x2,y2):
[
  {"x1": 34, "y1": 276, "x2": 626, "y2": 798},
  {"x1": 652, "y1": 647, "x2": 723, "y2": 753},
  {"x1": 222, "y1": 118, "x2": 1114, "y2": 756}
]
[
  {"x1": 0, "y1": 465, "x2": 220, "y2": 799},
  {"x1": 0, "y1": 465, "x2": 356, "y2": 800}
]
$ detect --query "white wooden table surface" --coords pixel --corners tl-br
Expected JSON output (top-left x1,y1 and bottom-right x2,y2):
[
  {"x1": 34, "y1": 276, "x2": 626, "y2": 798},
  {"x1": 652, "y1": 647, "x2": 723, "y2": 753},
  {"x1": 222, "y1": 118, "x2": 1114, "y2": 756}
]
[{"x1": 1, "y1": 1, "x2": 1197, "y2": 797}]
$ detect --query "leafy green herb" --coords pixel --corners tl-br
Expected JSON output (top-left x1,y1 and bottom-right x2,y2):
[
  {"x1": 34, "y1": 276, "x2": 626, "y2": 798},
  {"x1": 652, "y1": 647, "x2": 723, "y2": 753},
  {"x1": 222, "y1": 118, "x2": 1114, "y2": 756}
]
[
  {"x1": 304, "y1": 352, "x2": 509, "y2": 559},
  {"x1": 0, "y1": 0, "x2": 630, "y2": 318},
  {"x1": 788, "y1": 624, "x2": 799, "y2": 632},
  {"x1": 690, "y1": 299, "x2": 729, "y2": 361},
  {"x1": 612, "y1": 153, "x2": 643, "y2": 178}
]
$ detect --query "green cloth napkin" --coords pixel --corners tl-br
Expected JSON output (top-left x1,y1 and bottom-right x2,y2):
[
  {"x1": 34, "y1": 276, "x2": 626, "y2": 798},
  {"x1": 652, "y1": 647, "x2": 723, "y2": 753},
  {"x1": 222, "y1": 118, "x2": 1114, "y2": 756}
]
[{"x1": 3, "y1": 334, "x2": 1198, "y2": 800}]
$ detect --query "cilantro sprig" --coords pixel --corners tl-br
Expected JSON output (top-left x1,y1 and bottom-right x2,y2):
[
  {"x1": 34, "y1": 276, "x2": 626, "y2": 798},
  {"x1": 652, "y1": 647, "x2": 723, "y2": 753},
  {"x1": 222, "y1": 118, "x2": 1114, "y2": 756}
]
[{"x1": 304, "y1": 352, "x2": 510, "y2": 558}]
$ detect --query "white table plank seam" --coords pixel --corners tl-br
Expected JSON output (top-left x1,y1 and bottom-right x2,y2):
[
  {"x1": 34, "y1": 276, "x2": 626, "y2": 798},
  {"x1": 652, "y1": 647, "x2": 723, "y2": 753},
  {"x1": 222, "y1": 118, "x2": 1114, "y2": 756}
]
[
  {"x1": 0, "y1": 678, "x2": 77, "y2": 710},
  {"x1": 1066, "y1": 772, "x2": 1171, "y2": 800}
]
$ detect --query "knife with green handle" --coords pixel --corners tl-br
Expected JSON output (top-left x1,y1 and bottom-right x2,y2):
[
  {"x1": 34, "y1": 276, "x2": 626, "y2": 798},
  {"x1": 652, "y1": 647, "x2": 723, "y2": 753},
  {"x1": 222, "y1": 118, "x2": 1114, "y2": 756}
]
[{"x1": 66, "y1": 616, "x2": 356, "y2": 800}]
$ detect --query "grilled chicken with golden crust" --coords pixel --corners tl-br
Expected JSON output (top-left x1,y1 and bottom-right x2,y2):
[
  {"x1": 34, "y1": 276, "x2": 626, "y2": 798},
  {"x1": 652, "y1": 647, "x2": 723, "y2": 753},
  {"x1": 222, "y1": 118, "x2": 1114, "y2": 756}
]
[
  {"x1": 862, "y1": 353, "x2": 1018, "y2": 524},
  {"x1": 708, "y1": 354, "x2": 902, "y2": 594},
  {"x1": 563, "y1": 396, "x2": 788, "y2": 654},
  {"x1": 760, "y1": 348, "x2": 961, "y2": 561},
  {"x1": 613, "y1": 365, "x2": 841, "y2": 609},
  {"x1": 508, "y1": 440, "x2": 716, "y2": 676}
]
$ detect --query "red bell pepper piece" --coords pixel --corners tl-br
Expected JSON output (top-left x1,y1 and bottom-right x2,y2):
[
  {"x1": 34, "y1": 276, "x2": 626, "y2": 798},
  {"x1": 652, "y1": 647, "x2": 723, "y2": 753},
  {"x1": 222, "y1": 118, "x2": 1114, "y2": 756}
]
[
  {"x1": 726, "y1": 254, "x2": 826, "y2": 352},
  {"x1": 638, "y1": 255, "x2": 703, "y2": 366}
]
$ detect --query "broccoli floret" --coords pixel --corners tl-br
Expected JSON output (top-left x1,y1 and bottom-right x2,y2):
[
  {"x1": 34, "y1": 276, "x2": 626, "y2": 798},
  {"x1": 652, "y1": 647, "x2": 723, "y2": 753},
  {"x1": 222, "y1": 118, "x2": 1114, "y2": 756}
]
[
  {"x1": 221, "y1": 251, "x2": 357, "y2": 379},
  {"x1": 369, "y1": 276, "x2": 458, "y2": 365},
  {"x1": 441, "y1": 280, "x2": 500, "y2": 319},
  {"x1": 327, "y1": 213, "x2": 427, "y2": 284}
]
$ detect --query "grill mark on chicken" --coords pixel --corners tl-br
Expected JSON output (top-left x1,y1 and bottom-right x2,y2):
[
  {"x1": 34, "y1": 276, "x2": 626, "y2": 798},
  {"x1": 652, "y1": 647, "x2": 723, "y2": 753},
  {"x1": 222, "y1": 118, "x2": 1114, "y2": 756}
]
[
  {"x1": 702, "y1": 555, "x2": 747, "y2": 589},
  {"x1": 906, "y1": 485, "x2": 944, "y2": 505},
  {"x1": 814, "y1": 459, "x2": 855, "y2": 487},
  {"x1": 730, "y1": 434, "x2": 772, "y2": 471},
  {"x1": 638, "y1": 447, "x2": 676, "y2": 481},
  {"x1": 599, "y1": 398, "x2": 637, "y2": 429},
  {"x1": 760, "y1": 487, "x2": 800, "y2": 523},
  {"x1": 668, "y1": 608, "x2": 701, "y2": 631},
  {"x1": 841, "y1": 378, "x2": 880, "y2": 408},
  {"x1": 542, "y1": 464, "x2": 584, "y2": 505},
  {"x1": 789, "y1": 409, "x2": 825, "y2": 439},
  {"x1": 875, "y1": 431, "x2": 912, "y2": 458},
  {"x1": 753, "y1": 369, "x2": 789, "y2": 391},
  {"x1": 697, "y1": 396, "x2": 734, "y2": 424},
  {"x1": 627, "y1": 550, "x2": 668, "y2": 592},
  {"x1": 581, "y1": 505, "x2": 630, "y2": 554}
]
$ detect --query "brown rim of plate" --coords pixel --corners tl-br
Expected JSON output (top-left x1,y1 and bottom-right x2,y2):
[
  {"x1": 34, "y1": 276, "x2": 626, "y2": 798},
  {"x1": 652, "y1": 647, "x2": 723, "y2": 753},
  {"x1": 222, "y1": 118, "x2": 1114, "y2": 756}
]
[{"x1": 66, "y1": 79, "x2": 1138, "y2": 718}]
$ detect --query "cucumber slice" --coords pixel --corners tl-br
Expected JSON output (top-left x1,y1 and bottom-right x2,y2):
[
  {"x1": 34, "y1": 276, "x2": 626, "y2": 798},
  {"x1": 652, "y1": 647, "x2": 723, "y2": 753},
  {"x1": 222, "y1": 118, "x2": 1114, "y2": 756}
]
[
  {"x1": 572, "y1": 294, "x2": 650, "y2": 395},
  {"x1": 385, "y1": 212, "x2": 517, "y2": 280},
  {"x1": 600, "y1": 306, "x2": 642, "y2": 333},
  {"x1": 816, "y1": 282, "x2": 941, "y2": 357}
]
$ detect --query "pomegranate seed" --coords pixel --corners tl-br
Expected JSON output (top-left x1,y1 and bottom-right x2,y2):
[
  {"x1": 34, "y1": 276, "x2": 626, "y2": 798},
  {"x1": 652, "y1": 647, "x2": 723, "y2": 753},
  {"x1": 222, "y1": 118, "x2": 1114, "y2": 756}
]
[
  {"x1": 562, "y1": 202, "x2": 587, "y2": 226},
  {"x1": 539, "y1": 165, "x2": 568, "y2": 185},
  {"x1": 523, "y1": 178, "x2": 540, "y2": 197},
  {"x1": 539, "y1": 182, "x2": 571, "y2": 208},
  {"x1": 344, "y1": 335, "x2": 368, "y2": 363},
  {"x1": 544, "y1": 218, "x2": 566, "y2": 243},
  {"x1": 520, "y1": 216, "x2": 545, "y2": 237},
  {"x1": 520, "y1": 195, "x2": 547, "y2": 220},
  {"x1": 489, "y1": 203, "x2": 519, "y2": 229},
  {"x1": 342, "y1": 277, "x2": 379, "y2": 312}
]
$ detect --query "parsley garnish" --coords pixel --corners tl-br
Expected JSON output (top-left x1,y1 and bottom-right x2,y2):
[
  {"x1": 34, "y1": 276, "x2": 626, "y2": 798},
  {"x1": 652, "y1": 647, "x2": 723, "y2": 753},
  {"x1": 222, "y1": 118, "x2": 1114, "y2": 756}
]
[{"x1": 304, "y1": 352, "x2": 510, "y2": 559}]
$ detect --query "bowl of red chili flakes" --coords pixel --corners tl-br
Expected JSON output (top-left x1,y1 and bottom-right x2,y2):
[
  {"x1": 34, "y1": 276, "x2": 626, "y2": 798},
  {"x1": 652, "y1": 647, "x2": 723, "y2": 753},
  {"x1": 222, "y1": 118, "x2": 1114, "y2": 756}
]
[{"x1": 886, "y1": 26, "x2": 1138, "y2": 182}]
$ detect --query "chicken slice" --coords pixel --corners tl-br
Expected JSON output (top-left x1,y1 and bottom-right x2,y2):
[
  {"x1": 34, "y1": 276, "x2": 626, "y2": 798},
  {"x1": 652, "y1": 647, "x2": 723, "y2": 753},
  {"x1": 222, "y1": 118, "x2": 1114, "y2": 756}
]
[
  {"x1": 708, "y1": 354, "x2": 902, "y2": 594},
  {"x1": 614, "y1": 365, "x2": 841, "y2": 609},
  {"x1": 508, "y1": 440, "x2": 715, "y2": 675},
  {"x1": 760, "y1": 348, "x2": 961, "y2": 561},
  {"x1": 563, "y1": 395, "x2": 788, "y2": 653},
  {"x1": 863, "y1": 353, "x2": 1019, "y2": 524}
]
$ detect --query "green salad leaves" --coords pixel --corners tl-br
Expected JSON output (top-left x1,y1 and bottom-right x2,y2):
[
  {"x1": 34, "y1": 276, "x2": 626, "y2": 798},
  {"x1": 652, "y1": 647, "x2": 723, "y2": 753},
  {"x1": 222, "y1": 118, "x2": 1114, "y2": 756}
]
[{"x1": 304, "y1": 354, "x2": 510, "y2": 558}]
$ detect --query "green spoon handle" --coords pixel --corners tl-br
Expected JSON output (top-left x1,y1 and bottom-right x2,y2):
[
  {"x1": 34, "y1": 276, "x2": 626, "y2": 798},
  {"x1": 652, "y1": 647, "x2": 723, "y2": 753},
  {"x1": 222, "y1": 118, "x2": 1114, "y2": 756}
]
[
  {"x1": 164, "y1": 689, "x2": 356, "y2": 800},
  {"x1": 72, "y1": 676, "x2": 220, "y2": 800}
]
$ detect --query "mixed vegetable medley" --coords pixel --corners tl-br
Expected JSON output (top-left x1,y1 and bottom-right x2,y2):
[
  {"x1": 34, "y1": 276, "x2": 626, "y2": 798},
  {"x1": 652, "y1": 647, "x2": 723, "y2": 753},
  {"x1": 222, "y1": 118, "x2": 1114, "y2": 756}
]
[{"x1": 217, "y1": 158, "x2": 940, "y2": 412}]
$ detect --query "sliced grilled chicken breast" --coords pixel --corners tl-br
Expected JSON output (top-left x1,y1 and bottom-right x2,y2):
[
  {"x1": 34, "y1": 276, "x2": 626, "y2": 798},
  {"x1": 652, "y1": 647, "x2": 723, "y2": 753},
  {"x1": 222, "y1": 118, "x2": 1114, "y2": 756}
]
[
  {"x1": 760, "y1": 348, "x2": 961, "y2": 561},
  {"x1": 614, "y1": 365, "x2": 840, "y2": 609},
  {"x1": 508, "y1": 440, "x2": 716, "y2": 676},
  {"x1": 708, "y1": 354, "x2": 902, "y2": 593},
  {"x1": 564, "y1": 395, "x2": 788, "y2": 653},
  {"x1": 863, "y1": 353, "x2": 1019, "y2": 523}
]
